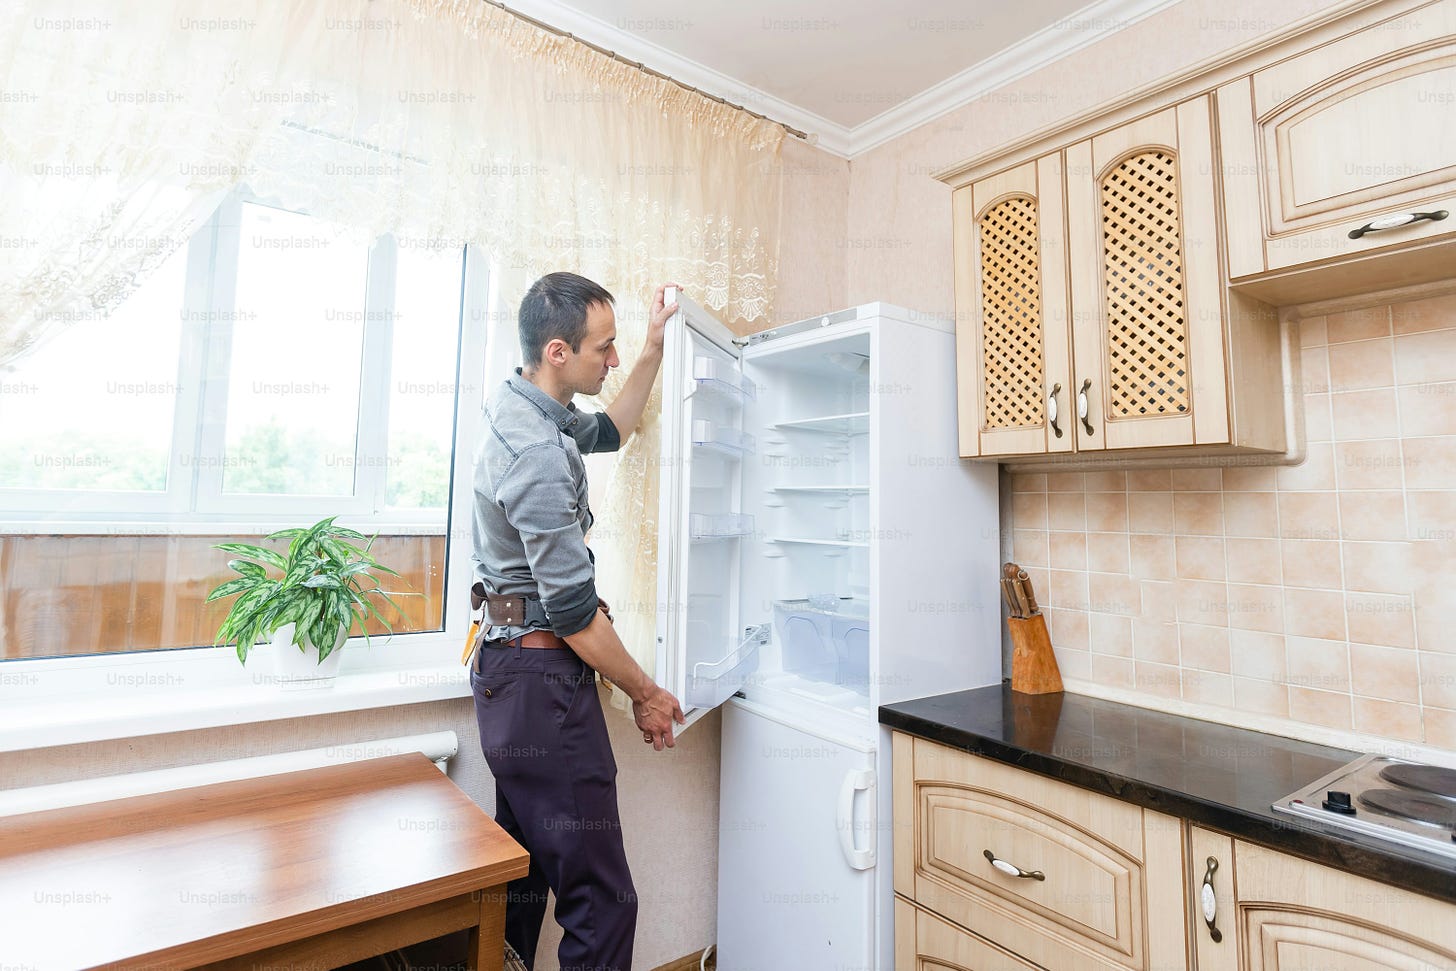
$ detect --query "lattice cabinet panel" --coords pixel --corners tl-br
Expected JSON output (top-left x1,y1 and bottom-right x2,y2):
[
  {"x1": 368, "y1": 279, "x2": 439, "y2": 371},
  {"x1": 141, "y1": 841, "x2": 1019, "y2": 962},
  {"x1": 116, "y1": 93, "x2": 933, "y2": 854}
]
[
  {"x1": 1099, "y1": 150, "x2": 1190, "y2": 419},
  {"x1": 978, "y1": 196, "x2": 1046, "y2": 429}
]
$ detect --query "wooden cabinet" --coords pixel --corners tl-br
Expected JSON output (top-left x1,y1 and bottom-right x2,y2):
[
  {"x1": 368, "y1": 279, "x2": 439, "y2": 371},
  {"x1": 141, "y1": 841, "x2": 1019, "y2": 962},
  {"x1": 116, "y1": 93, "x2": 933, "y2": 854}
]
[
  {"x1": 892, "y1": 732, "x2": 1188, "y2": 971},
  {"x1": 1218, "y1": 0, "x2": 1456, "y2": 302},
  {"x1": 952, "y1": 97, "x2": 1286, "y2": 461},
  {"x1": 1186, "y1": 826, "x2": 1456, "y2": 971},
  {"x1": 895, "y1": 897, "x2": 1044, "y2": 971},
  {"x1": 952, "y1": 155, "x2": 1073, "y2": 458}
]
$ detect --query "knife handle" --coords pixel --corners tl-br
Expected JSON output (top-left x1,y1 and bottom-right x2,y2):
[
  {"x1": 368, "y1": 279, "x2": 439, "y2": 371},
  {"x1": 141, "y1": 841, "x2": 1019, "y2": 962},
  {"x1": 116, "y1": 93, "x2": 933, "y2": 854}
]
[{"x1": 1016, "y1": 569, "x2": 1040, "y2": 615}]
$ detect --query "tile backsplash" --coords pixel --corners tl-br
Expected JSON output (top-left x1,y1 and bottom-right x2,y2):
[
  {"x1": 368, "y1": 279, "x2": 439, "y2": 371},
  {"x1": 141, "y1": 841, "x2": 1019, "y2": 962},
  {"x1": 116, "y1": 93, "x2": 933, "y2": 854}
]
[{"x1": 1009, "y1": 291, "x2": 1456, "y2": 750}]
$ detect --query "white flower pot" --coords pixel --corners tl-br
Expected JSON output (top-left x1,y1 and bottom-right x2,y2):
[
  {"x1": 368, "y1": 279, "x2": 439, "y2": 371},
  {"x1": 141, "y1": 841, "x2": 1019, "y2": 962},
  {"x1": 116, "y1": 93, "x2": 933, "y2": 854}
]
[{"x1": 268, "y1": 622, "x2": 347, "y2": 690}]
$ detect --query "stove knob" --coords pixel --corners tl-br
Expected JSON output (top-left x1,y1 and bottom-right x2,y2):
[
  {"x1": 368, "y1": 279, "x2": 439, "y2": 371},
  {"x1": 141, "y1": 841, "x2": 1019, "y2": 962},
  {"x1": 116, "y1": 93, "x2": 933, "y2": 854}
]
[{"x1": 1322, "y1": 790, "x2": 1356, "y2": 815}]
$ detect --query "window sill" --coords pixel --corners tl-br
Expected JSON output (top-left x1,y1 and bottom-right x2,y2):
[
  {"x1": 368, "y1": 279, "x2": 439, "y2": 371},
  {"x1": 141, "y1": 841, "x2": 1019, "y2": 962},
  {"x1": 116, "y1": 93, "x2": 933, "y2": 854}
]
[{"x1": 0, "y1": 657, "x2": 472, "y2": 754}]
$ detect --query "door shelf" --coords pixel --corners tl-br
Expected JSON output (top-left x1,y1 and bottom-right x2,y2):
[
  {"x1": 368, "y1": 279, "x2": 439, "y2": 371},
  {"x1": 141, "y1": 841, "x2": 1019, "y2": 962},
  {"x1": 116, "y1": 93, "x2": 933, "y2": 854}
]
[
  {"x1": 772, "y1": 412, "x2": 869, "y2": 435},
  {"x1": 690, "y1": 512, "x2": 756, "y2": 541},
  {"x1": 692, "y1": 419, "x2": 756, "y2": 457},
  {"x1": 687, "y1": 624, "x2": 767, "y2": 709},
  {"x1": 693, "y1": 357, "x2": 757, "y2": 403}
]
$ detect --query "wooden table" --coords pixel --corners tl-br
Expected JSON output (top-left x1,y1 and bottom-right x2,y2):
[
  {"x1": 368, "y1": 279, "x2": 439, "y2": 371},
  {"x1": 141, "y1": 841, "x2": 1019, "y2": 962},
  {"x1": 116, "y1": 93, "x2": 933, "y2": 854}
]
[{"x1": 0, "y1": 753, "x2": 529, "y2": 970}]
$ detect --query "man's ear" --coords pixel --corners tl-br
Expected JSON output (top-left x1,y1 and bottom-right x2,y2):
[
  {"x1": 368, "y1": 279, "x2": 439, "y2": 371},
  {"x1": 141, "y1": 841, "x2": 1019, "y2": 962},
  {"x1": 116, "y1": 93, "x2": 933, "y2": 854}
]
[{"x1": 541, "y1": 337, "x2": 571, "y2": 367}]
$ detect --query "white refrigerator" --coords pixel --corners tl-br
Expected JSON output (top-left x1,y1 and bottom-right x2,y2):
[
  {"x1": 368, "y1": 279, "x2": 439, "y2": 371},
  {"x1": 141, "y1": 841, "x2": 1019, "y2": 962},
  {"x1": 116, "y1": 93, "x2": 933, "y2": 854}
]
[{"x1": 653, "y1": 293, "x2": 1001, "y2": 970}]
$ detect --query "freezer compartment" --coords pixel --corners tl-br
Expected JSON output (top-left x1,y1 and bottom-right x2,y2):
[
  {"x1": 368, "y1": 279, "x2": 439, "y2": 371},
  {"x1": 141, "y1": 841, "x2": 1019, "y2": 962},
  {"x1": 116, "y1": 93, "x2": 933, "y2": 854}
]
[
  {"x1": 687, "y1": 624, "x2": 767, "y2": 709},
  {"x1": 772, "y1": 598, "x2": 870, "y2": 694}
]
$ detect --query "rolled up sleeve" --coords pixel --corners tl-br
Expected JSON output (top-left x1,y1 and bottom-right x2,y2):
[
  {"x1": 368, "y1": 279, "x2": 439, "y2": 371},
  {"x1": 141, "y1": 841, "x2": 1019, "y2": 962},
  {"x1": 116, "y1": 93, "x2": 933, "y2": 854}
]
[
  {"x1": 494, "y1": 443, "x2": 599, "y2": 636},
  {"x1": 571, "y1": 410, "x2": 621, "y2": 454}
]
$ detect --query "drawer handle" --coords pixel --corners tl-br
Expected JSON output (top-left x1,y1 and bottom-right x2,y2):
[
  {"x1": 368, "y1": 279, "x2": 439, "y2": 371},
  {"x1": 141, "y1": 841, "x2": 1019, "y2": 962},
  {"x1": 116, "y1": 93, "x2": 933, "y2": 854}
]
[
  {"x1": 1201, "y1": 856, "x2": 1223, "y2": 943},
  {"x1": 1077, "y1": 378, "x2": 1094, "y2": 437},
  {"x1": 1347, "y1": 210, "x2": 1448, "y2": 239},
  {"x1": 1048, "y1": 383, "x2": 1063, "y2": 438},
  {"x1": 983, "y1": 849, "x2": 1045, "y2": 881}
]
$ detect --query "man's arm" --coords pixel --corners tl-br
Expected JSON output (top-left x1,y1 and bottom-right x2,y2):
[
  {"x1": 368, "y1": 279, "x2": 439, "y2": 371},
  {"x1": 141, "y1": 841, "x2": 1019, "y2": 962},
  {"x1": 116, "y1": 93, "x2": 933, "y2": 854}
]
[
  {"x1": 604, "y1": 283, "x2": 677, "y2": 438},
  {"x1": 564, "y1": 611, "x2": 684, "y2": 750}
]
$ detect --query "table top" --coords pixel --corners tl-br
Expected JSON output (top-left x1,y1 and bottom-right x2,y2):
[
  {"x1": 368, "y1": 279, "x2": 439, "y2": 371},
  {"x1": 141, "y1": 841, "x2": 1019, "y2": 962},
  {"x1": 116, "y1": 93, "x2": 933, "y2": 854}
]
[{"x1": 0, "y1": 753, "x2": 529, "y2": 970}]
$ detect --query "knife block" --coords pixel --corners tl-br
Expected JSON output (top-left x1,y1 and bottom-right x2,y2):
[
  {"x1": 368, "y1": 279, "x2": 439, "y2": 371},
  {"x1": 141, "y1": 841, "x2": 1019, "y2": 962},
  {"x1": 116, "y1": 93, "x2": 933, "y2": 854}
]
[{"x1": 1007, "y1": 615, "x2": 1063, "y2": 695}]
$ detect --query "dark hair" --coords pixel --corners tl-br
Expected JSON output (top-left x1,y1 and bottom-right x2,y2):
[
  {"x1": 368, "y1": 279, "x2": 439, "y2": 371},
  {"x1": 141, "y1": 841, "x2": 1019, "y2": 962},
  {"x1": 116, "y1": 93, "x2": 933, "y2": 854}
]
[{"x1": 518, "y1": 272, "x2": 615, "y2": 366}]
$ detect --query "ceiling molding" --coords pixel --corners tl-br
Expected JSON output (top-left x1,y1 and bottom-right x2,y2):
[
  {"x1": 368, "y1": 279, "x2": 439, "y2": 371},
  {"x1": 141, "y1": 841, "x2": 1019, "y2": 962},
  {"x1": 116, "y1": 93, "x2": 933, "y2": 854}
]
[
  {"x1": 846, "y1": 0, "x2": 1186, "y2": 155},
  {"x1": 505, "y1": 0, "x2": 1187, "y2": 159}
]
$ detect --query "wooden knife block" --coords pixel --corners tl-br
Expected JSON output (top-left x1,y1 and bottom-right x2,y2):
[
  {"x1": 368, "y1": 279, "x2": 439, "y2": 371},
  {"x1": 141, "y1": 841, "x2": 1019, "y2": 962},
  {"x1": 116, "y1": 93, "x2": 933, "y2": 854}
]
[{"x1": 1008, "y1": 615, "x2": 1063, "y2": 695}]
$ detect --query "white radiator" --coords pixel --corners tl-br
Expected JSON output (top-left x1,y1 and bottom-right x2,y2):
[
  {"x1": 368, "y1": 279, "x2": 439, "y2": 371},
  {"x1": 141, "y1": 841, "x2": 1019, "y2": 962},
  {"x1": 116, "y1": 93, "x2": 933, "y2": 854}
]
[{"x1": 0, "y1": 730, "x2": 459, "y2": 817}]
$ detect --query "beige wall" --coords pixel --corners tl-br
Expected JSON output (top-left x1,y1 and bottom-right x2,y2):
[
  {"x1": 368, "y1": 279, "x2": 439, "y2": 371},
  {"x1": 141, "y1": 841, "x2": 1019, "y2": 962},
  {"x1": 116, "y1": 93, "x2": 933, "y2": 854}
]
[{"x1": 818, "y1": 0, "x2": 1456, "y2": 752}]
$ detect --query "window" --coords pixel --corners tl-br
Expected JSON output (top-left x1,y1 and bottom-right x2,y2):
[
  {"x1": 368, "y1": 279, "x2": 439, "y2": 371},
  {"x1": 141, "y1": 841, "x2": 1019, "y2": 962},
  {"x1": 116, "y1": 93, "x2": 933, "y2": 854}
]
[{"x1": 0, "y1": 192, "x2": 480, "y2": 661}]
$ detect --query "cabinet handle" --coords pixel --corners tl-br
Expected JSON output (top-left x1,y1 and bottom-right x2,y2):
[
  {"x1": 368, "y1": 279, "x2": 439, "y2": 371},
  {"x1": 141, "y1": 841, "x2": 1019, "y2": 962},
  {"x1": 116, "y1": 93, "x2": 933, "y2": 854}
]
[
  {"x1": 983, "y1": 848, "x2": 1045, "y2": 881},
  {"x1": 1347, "y1": 210, "x2": 1448, "y2": 239},
  {"x1": 1077, "y1": 378, "x2": 1094, "y2": 437},
  {"x1": 1048, "y1": 383, "x2": 1063, "y2": 438},
  {"x1": 1200, "y1": 856, "x2": 1224, "y2": 943}
]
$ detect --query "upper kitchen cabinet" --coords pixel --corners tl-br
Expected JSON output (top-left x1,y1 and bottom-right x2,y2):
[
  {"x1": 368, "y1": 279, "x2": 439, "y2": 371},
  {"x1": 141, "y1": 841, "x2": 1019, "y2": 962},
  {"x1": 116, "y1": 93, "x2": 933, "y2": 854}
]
[
  {"x1": 1065, "y1": 100, "x2": 1235, "y2": 452},
  {"x1": 1218, "y1": 0, "x2": 1456, "y2": 303},
  {"x1": 950, "y1": 98, "x2": 1285, "y2": 462},
  {"x1": 952, "y1": 155, "x2": 1073, "y2": 458}
]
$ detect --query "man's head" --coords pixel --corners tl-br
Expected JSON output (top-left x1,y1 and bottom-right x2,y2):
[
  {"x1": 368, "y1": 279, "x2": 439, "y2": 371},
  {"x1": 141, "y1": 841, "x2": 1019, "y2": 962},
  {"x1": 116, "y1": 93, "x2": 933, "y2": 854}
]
[{"x1": 518, "y1": 272, "x2": 619, "y2": 396}]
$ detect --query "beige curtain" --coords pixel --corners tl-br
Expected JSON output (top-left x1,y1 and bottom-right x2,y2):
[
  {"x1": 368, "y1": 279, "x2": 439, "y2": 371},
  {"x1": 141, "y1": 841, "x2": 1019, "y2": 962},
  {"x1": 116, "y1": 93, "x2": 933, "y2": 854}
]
[{"x1": 1, "y1": 0, "x2": 784, "y2": 705}]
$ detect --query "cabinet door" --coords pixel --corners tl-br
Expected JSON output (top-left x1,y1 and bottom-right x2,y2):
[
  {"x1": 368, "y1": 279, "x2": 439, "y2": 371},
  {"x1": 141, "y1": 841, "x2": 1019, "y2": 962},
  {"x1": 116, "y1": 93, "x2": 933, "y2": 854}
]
[
  {"x1": 1234, "y1": 840, "x2": 1456, "y2": 971},
  {"x1": 953, "y1": 155, "x2": 1073, "y2": 458},
  {"x1": 1188, "y1": 826, "x2": 1236, "y2": 971},
  {"x1": 1067, "y1": 100, "x2": 1229, "y2": 450},
  {"x1": 1221, "y1": 0, "x2": 1456, "y2": 278},
  {"x1": 896, "y1": 897, "x2": 1044, "y2": 971}
]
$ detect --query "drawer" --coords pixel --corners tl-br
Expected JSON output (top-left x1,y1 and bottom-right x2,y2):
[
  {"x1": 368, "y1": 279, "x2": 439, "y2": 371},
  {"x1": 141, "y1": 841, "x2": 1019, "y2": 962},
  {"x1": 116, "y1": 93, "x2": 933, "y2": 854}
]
[
  {"x1": 897, "y1": 737, "x2": 1184, "y2": 971},
  {"x1": 895, "y1": 896, "x2": 1042, "y2": 971}
]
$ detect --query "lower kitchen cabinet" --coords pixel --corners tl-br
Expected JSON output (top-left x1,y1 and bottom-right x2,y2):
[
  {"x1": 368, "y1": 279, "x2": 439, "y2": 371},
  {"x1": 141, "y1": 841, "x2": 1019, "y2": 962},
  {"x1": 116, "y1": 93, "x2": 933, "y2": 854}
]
[
  {"x1": 892, "y1": 732, "x2": 1188, "y2": 971},
  {"x1": 1189, "y1": 825, "x2": 1456, "y2": 971},
  {"x1": 894, "y1": 896, "x2": 1043, "y2": 971}
]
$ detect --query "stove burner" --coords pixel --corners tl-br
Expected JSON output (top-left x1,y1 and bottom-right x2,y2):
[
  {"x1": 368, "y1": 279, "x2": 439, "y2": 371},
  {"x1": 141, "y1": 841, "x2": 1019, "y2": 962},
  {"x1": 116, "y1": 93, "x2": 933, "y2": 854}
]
[
  {"x1": 1378, "y1": 763, "x2": 1456, "y2": 798},
  {"x1": 1357, "y1": 788, "x2": 1456, "y2": 829}
]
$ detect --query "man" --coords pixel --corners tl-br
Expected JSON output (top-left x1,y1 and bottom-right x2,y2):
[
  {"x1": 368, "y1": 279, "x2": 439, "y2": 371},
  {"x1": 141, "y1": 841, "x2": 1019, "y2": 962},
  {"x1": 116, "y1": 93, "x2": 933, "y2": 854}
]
[{"x1": 469, "y1": 271, "x2": 686, "y2": 971}]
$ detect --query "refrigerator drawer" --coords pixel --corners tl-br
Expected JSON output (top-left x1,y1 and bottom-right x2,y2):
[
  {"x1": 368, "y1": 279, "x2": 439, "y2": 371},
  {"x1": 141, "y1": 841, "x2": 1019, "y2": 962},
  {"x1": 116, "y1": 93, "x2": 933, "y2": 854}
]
[{"x1": 906, "y1": 739, "x2": 1150, "y2": 971}]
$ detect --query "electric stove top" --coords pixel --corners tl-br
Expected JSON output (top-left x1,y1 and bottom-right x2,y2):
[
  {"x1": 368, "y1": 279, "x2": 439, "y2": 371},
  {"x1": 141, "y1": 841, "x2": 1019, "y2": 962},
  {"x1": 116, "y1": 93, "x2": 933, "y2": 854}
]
[{"x1": 1273, "y1": 753, "x2": 1456, "y2": 863}]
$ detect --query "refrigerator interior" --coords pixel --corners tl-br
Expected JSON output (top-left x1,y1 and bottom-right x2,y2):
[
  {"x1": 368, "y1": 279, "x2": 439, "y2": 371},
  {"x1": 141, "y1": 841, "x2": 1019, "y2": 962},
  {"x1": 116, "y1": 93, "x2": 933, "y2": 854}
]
[{"x1": 738, "y1": 329, "x2": 875, "y2": 726}]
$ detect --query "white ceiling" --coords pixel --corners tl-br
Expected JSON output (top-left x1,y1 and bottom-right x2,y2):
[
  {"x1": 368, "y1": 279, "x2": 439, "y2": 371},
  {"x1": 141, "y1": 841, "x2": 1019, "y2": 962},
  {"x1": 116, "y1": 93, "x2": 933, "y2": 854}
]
[{"x1": 508, "y1": 0, "x2": 1181, "y2": 156}]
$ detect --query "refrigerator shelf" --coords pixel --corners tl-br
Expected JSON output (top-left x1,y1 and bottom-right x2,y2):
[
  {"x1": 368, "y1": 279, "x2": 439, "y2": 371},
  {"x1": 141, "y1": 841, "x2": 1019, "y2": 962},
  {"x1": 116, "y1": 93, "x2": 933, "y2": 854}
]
[
  {"x1": 772, "y1": 411, "x2": 869, "y2": 435},
  {"x1": 690, "y1": 512, "x2": 755, "y2": 541},
  {"x1": 692, "y1": 357, "x2": 757, "y2": 403},
  {"x1": 769, "y1": 484, "x2": 867, "y2": 494},
  {"x1": 692, "y1": 419, "x2": 756, "y2": 457},
  {"x1": 767, "y1": 536, "x2": 869, "y2": 549}
]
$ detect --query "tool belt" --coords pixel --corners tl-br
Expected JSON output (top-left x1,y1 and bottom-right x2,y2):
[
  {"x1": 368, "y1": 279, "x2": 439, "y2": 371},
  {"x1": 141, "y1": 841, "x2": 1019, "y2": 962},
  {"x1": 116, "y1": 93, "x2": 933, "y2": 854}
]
[{"x1": 460, "y1": 583, "x2": 612, "y2": 666}]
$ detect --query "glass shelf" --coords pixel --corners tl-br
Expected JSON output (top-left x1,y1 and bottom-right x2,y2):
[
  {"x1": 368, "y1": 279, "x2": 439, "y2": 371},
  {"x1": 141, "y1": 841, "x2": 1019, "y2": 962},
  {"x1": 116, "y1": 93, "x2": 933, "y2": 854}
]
[
  {"x1": 690, "y1": 512, "x2": 755, "y2": 541},
  {"x1": 769, "y1": 484, "x2": 867, "y2": 494},
  {"x1": 766, "y1": 536, "x2": 869, "y2": 549},
  {"x1": 693, "y1": 357, "x2": 756, "y2": 403},
  {"x1": 771, "y1": 411, "x2": 869, "y2": 435},
  {"x1": 692, "y1": 419, "x2": 755, "y2": 457}
]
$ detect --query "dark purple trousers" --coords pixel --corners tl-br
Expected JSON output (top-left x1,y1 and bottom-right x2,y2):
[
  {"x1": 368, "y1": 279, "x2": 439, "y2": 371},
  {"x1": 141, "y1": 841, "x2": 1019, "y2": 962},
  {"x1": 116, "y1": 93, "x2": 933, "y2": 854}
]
[{"x1": 471, "y1": 641, "x2": 637, "y2": 971}]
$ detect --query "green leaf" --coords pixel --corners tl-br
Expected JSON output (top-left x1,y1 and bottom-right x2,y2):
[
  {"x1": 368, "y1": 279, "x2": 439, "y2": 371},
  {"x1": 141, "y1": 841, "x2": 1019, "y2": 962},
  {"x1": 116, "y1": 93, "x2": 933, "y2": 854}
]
[
  {"x1": 205, "y1": 576, "x2": 257, "y2": 603},
  {"x1": 227, "y1": 558, "x2": 267, "y2": 578}
]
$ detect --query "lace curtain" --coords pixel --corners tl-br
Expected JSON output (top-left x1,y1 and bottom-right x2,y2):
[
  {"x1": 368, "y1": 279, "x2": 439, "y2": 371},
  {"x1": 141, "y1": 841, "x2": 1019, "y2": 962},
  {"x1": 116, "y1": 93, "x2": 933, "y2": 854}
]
[{"x1": 0, "y1": 0, "x2": 783, "y2": 707}]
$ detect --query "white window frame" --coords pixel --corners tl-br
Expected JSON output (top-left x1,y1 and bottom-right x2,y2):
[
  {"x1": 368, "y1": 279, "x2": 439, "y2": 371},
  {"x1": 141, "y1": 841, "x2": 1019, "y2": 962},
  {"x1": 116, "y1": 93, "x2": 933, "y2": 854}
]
[{"x1": 0, "y1": 218, "x2": 500, "y2": 753}]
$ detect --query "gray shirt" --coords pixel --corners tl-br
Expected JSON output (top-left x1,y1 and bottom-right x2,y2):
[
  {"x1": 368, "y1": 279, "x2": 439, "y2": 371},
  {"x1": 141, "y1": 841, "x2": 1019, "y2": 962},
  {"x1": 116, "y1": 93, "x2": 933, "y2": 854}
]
[{"x1": 471, "y1": 370, "x2": 621, "y2": 640}]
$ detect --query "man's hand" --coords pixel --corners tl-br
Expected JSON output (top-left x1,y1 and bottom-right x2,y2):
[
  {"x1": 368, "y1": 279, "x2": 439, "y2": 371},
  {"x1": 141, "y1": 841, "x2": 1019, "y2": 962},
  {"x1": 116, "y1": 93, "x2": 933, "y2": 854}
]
[
  {"x1": 633, "y1": 683, "x2": 686, "y2": 751},
  {"x1": 645, "y1": 282, "x2": 681, "y2": 355}
]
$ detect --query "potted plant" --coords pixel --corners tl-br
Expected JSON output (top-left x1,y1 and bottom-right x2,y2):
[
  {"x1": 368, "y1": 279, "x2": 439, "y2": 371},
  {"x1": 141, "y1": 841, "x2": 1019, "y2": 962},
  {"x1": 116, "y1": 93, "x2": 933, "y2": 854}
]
[{"x1": 206, "y1": 516, "x2": 408, "y2": 688}]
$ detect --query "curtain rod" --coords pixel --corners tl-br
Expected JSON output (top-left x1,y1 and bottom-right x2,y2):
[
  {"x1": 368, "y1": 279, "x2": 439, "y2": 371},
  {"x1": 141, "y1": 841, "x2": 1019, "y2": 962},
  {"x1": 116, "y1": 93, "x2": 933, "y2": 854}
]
[{"x1": 482, "y1": 0, "x2": 811, "y2": 141}]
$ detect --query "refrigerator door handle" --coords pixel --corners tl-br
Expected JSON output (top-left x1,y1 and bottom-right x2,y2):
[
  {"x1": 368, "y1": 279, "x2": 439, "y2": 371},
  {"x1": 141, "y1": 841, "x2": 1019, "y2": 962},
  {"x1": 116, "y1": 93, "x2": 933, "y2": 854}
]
[{"x1": 836, "y1": 768, "x2": 876, "y2": 870}]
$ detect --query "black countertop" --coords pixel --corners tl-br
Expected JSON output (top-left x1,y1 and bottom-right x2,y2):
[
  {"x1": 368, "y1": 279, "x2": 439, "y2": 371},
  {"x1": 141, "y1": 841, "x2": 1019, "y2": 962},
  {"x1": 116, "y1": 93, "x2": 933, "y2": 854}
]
[{"x1": 880, "y1": 684, "x2": 1456, "y2": 905}]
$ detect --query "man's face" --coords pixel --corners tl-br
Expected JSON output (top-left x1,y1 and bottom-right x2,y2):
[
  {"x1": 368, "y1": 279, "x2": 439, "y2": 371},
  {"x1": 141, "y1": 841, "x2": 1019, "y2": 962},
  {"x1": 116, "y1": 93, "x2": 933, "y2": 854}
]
[{"x1": 564, "y1": 300, "x2": 619, "y2": 396}]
